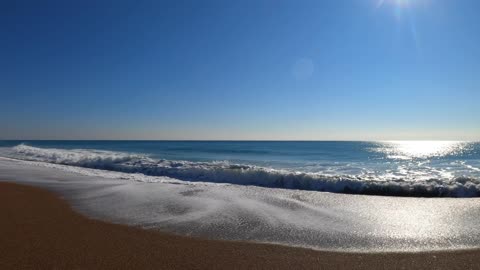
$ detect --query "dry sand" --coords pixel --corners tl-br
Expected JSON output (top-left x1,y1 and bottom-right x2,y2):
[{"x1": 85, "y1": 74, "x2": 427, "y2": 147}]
[{"x1": 1, "y1": 182, "x2": 479, "y2": 269}]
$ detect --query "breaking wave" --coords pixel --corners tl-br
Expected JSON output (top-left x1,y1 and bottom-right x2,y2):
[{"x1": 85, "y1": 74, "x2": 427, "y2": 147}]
[{"x1": 5, "y1": 144, "x2": 480, "y2": 197}]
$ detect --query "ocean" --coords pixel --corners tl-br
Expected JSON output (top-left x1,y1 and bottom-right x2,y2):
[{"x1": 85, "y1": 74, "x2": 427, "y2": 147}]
[
  {"x1": 2, "y1": 140, "x2": 480, "y2": 252},
  {"x1": 1, "y1": 140, "x2": 479, "y2": 197}
]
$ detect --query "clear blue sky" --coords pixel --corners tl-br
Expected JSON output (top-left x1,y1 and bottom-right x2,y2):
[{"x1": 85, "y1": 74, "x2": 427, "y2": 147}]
[{"x1": 1, "y1": 0, "x2": 479, "y2": 140}]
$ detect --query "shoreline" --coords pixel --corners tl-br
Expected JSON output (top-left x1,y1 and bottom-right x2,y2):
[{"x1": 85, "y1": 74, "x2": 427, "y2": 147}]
[{"x1": 1, "y1": 182, "x2": 480, "y2": 269}]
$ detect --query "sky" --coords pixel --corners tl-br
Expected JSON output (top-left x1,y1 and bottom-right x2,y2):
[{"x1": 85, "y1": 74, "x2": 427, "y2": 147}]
[{"x1": 1, "y1": 0, "x2": 479, "y2": 140}]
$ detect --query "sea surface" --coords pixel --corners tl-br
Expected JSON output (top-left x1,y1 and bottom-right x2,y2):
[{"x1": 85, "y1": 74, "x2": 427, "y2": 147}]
[
  {"x1": 1, "y1": 140, "x2": 480, "y2": 197},
  {"x1": 2, "y1": 140, "x2": 480, "y2": 252}
]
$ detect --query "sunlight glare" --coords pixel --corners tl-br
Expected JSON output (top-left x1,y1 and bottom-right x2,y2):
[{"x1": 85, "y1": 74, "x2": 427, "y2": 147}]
[{"x1": 381, "y1": 141, "x2": 466, "y2": 159}]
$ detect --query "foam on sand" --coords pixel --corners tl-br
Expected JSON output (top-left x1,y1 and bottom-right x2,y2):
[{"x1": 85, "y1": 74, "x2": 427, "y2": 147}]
[{"x1": 2, "y1": 157, "x2": 480, "y2": 252}]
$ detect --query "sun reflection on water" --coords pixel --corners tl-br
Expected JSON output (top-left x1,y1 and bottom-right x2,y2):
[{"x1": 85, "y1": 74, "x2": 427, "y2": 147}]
[{"x1": 379, "y1": 141, "x2": 467, "y2": 160}]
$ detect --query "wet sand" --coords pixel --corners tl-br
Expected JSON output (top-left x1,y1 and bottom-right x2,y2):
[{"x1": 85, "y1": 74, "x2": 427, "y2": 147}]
[{"x1": 1, "y1": 182, "x2": 479, "y2": 269}]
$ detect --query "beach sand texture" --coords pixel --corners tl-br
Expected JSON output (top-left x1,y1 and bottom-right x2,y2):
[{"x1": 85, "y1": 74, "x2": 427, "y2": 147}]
[{"x1": 1, "y1": 182, "x2": 480, "y2": 269}]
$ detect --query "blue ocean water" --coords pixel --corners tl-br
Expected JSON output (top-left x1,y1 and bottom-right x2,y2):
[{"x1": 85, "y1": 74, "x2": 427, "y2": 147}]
[{"x1": 1, "y1": 140, "x2": 480, "y2": 197}]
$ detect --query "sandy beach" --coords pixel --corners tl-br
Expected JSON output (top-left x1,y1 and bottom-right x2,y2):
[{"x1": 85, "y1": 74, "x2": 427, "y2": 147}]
[{"x1": 1, "y1": 182, "x2": 479, "y2": 269}]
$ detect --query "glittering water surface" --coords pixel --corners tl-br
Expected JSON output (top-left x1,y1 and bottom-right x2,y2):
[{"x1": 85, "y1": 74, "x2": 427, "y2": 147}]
[
  {"x1": 378, "y1": 141, "x2": 468, "y2": 159},
  {"x1": 0, "y1": 140, "x2": 479, "y2": 197}
]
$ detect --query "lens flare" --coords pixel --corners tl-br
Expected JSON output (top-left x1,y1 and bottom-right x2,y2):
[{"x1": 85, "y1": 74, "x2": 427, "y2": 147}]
[{"x1": 375, "y1": 0, "x2": 424, "y2": 52}]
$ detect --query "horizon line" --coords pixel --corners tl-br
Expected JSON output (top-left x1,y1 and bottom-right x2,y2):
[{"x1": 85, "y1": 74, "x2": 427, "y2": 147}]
[{"x1": 1, "y1": 139, "x2": 477, "y2": 142}]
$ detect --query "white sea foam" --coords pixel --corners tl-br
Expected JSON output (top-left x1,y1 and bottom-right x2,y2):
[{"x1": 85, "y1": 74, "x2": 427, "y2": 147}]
[
  {"x1": 2, "y1": 144, "x2": 480, "y2": 197},
  {"x1": 2, "y1": 156, "x2": 480, "y2": 252}
]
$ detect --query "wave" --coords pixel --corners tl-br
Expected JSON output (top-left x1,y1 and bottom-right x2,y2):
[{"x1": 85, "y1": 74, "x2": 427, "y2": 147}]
[{"x1": 5, "y1": 144, "x2": 480, "y2": 198}]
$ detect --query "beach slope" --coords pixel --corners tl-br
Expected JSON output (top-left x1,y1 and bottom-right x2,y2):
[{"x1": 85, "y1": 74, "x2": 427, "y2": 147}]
[{"x1": 0, "y1": 182, "x2": 478, "y2": 269}]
